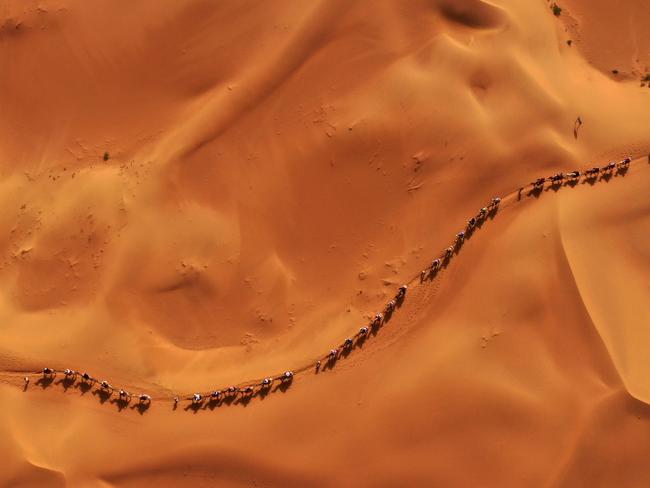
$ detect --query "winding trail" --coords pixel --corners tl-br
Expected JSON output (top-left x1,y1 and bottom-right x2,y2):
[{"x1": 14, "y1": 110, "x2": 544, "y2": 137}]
[{"x1": 0, "y1": 156, "x2": 645, "y2": 412}]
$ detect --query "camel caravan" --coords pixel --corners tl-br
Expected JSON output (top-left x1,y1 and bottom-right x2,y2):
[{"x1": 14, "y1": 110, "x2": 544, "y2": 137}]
[{"x1": 25, "y1": 156, "x2": 635, "y2": 411}]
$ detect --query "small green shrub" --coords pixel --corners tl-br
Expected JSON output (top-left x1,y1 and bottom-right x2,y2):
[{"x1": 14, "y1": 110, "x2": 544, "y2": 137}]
[
  {"x1": 103, "y1": 151, "x2": 110, "y2": 161},
  {"x1": 551, "y1": 3, "x2": 562, "y2": 16}
]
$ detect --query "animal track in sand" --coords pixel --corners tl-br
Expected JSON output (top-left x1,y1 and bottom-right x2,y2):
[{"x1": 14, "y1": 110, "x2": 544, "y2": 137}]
[{"x1": 0, "y1": 156, "x2": 641, "y2": 414}]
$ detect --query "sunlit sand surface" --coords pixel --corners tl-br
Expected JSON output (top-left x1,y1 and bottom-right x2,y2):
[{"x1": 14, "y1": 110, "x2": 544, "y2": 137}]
[{"x1": 1, "y1": 0, "x2": 649, "y2": 485}]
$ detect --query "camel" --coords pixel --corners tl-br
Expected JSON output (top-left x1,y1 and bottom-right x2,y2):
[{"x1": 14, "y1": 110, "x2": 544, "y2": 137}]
[{"x1": 396, "y1": 285, "x2": 407, "y2": 300}]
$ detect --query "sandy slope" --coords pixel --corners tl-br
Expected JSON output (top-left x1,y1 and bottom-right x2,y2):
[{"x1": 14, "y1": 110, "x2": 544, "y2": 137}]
[{"x1": 0, "y1": 0, "x2": 649, "y2": 486}]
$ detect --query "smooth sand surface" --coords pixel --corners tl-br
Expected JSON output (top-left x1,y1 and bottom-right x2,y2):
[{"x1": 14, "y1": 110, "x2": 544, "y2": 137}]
[{"x1": 1, "y1": 0, "x2": 649, "y2": 486}]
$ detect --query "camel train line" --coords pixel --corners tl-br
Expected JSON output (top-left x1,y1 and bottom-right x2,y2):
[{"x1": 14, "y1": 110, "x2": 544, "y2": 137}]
[{"x1": 21, "y1": 156, "x2": 636, "y2": 411}]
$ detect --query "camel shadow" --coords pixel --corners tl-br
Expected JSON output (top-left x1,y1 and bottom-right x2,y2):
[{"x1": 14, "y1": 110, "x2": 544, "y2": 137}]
[
  {"x1": 383, "y1": 308, "x2": 394, "y2": 322},
  {"x1": 527, "y1": 186, "x2": 543, "y2": 198},
  {"x1": 322, "y1": 355, "x2": 338, "y2": 372},
  {"x1": 545, "y1": 182, "x2": 562, "y2": 193},
  {"x1": 582, "y1": 176, "x2": 597, "y2": 186},
  {"x1": 599, "y1": 173, "x2": 612, "y2": 183},
  {"x1": 35, "y1": 377, "x2": 55, "y2": 390},
  {"x1": 55, "y1": 376, "x2": 76, "y2": 392},
  {"x1": 221, "y1": 395, "x2": 237, "y2": 406},
  {"x1": 75, "y1": 381, "x2": 93, "y2": 395},
  {"x1": 234, "y1": 394, "x2": 253, "y2": 407},
  {"x1": 565, "y1": 179, "x2": 579, "y2": 188},
  {"x1": 92, "y1": 388, "x2": 112, "y2": 404},
  {"x1": 205, "y1": 398, "x2": 224, "y2": 411},
  {"x1": 353, "y1": 335, "x2": 367, "y2": 352},
  {"x1": 184, "y1": 402, "x2": 203, "y2": 414},
  {"x1": 370, "y1": 320, "x2": 382, "y2": 336},
  {"x1": 424, "y1": 268, "x2": 437, "y2": 282},
  {"x1": 110, "y1": 397, "x2": 131, "y2": 412},
  {"x1": 257, "y1": 386, "x2": 272, "y2": 401},
  {"x1": 473, "y1": 220, "x2": 485, "y2": 233},
  {"x1": 272, "y1": 380, "x2": 292, "y2": 395},
  {"x1": 340, "y1": 346, "x2": 353, "y2": 360},
  {"x1": 130, "y1": 402, "x2": 150, "y2": 415}
]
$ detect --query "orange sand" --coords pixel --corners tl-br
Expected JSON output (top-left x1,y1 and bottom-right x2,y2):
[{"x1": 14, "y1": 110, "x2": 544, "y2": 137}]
[{"x1": 1, "y1": 0, "x2": 649, "y2": 486}]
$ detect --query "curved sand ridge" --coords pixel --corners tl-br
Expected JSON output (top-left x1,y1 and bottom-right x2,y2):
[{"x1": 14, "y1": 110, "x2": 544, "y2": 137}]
[{"x1": 1, "y1": 155, "x2": 642, "y2": 411}]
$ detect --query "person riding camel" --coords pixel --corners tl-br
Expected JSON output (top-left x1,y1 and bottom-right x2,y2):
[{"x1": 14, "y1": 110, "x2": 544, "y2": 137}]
[
  {"x1": 445, "y1": 246, "x2": 454, "y2": 259},
  {"x1": 533, "y1": 177, "x2": 546, "y2": 188},
  {"x1": 372, "y1": 313, "x2": 383, "y2": 328},
  {"x1": 396, "y1": 285, "x2": 407, "y2": 300}
]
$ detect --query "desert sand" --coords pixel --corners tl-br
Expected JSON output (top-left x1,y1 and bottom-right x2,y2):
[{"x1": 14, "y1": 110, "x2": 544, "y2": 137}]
[{"x1": 1, "y1": 0, "x2": 649, "y2": 486}]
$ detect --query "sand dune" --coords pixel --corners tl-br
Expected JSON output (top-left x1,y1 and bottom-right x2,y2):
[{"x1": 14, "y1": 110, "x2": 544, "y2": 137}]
[{"x1": 1, "y1": 0, "x2": 649, "y2": 486}]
